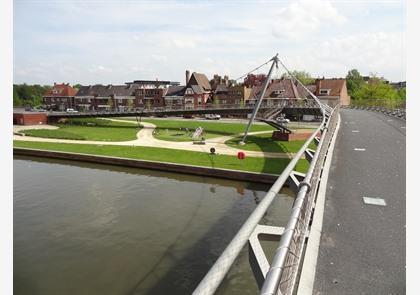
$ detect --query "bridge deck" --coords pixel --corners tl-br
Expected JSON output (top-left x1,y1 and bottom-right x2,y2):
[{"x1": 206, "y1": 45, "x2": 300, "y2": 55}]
[{"x1": 313, "y1": 109, "x2": 405, "y2": 294}]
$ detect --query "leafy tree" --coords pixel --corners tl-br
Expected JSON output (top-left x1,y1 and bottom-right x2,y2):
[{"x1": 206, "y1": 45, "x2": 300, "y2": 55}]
[
  {"x1": 73, "y1": 84, "x2": 82, "y2": 89},
  {"x1": 346, "y1": 69, "x2": 364, "y2": 97},
  {"x1": 352, "y1": 77, "x2": 398, "y2": 100},
  {"x1": 281, "y1": 70, "x2": 315, "y2": 85},
  {"x1": 397, "y1": 87, "x2": 406, "y2": 100},
  {"x1": 13, "y1": 84, "x2": 51, "y2": 107},
  {"x1": 107, "y1": 97, "x2": 114, "y2": 110}
]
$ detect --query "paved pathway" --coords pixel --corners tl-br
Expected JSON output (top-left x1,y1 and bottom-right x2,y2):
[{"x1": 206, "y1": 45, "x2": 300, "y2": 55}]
[
  {"x1": 13, "y1": 119, "x2": 302, "y2": 159},
  {"x1": 313, "y1": 109, "x2": 405, "y2": 294}
]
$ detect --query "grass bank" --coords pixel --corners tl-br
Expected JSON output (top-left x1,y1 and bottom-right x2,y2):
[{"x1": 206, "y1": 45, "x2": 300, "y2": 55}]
[
  {"x1": 225, "y1": 133, "x2": 318, "y2": 153},
  {"x1": 139, "y1": 119, "x2": 275, "y2": 142},
  {"x1": 21, "y1": 118, "x2": 141, "y2": 141},
  {"x1": 13, "y1": 141, "x2": 309, "y2": 175}
]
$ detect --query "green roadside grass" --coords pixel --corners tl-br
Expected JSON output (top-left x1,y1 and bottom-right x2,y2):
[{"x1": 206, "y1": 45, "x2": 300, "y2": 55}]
[
  {"x1": 21, "y1": 118, "x2": 141, "y2": 141},
  {"x1": 139, "y1": 119, "x2": 275, "y2": 141},
  {"x1": 13, "y1": 141, "x2": 310, "y2": 175},
  {"x1": 225, "y1": 133, "x2": 319, "y2": 153}
]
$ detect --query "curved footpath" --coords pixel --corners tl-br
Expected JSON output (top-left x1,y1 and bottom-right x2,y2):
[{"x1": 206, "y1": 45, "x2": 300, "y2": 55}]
[
  {"x1": 13, "y1": 119, "x2": 298, "y2": 159},
  {"x1": 312, "y1": 109, "x2": 405, "y2": 294}
]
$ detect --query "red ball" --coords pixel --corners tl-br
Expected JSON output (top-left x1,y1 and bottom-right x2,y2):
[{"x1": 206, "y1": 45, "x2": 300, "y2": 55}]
[{"x1": 237, "y1": 151, "x2": 245, "y2": 160}]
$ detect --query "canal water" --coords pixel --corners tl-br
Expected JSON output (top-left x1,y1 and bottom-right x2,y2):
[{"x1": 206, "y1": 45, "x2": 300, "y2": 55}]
[{"x1": 14, "y1": 156, "x2": 295, "y2": 295}]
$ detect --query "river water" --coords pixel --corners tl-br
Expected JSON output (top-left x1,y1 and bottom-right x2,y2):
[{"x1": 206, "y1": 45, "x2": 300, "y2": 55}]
[{"x1": 14, "y1": 156, "x2": 295, "y2": 295}]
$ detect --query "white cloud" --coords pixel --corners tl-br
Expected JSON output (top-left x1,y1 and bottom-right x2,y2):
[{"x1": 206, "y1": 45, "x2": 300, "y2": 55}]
[
  {"x1": 272, "y1": 0, "x2": 346, "y2": 39},
  {"x1": 172, "y1": 38, "x2": 198, "y2": 49},
  {"x1": 13, "y1": 0, "x2": 404, "y2": 84},
  {"x1": 88, "y1": 65, "x2": 112, "y2": 73},
  {"x1": 281, "y1": 31, "x2": 405, "y2": 81}
]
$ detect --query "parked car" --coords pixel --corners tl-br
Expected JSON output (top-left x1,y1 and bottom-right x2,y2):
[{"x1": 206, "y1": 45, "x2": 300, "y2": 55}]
[
  {"x1": 205, "y1": 114, "x2": 221, "y2": 120},
  {"x1": 276, "y1": 117, "x2": 290, "y2": 124},
  {"x1": 66, "y1": 108, "x2": 78, "y2": 113}
]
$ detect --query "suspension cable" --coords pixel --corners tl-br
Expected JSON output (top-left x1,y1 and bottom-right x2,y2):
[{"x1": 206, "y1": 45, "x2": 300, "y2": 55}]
[{"x1": 233, "y1": 58, "x2": 273, "y2": 82}]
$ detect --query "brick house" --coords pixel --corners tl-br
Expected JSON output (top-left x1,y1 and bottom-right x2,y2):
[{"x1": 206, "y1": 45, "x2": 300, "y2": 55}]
[
  {"x1": 246, "y1": 78, "x2": 304, "y2": 107},
  {"x1": 213, "y1": 85, "x2": 251, "y2": 107},
  {"x1": 135, "y1": 88, "x2": 166, "y2": 109},
  {"x1": 43, "y1": 83, "x2": 77, "y2": 111},
  {"x1": 184, "y1": 72, "x2": 212, "y2": 109},
  {"x1": 75, "y1": 84, "x2": 137, "y2": 111},
  {"x1": 314, "y1": 78, "x2": 350, "y2": 106},
  {"x1": 163, "y1": 85, "x2": 186, "y2": 109}
]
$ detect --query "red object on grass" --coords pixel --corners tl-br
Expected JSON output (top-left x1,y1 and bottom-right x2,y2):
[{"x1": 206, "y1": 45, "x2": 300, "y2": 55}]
[{"x1": 237, "y1": 151, "x2": 246, "y2": 160}]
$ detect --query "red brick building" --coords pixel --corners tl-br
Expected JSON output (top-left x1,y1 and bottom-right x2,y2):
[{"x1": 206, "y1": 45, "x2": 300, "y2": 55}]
[
  {"x1": 43, "y1": 83, "x2": 78, "y2": 111},
  {"x1": 184, "y1": 72, "x2": 212, "y2": 109},
  {"x1": 314, "y1": 78, "x2": 350, "y2": 106},
  {"x1": 246, "y1": 78, "x2": 304, "y2": 106},
  {"x1": 13, "y1": 111, "x2": 47, "y2": 125}
]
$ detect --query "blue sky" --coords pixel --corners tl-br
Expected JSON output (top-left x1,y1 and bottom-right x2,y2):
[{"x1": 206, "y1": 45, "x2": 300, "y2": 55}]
[{"x1": 14, "y1": 0, "x2": 405, "y2": 85}]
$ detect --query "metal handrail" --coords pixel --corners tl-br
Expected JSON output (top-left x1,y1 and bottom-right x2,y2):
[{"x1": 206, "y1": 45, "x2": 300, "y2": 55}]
[
  {"x1": 192, "y1": 102, "x2": 332, "y2": 294},
  {"x1": 260, "y1": 106, "x2": 338, "y2": 295},
  {"x1": 46, "y1": 99, "x2": 321, "y2": 116}
]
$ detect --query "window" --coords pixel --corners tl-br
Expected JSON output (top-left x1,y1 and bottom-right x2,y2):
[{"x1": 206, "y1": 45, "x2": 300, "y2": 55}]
[
  {"x1": 320, "y1": 89, "x2": 330, "y2": 95},
  {"x1": 274, "y1": 90, "x2": 285, "y2": 95}
]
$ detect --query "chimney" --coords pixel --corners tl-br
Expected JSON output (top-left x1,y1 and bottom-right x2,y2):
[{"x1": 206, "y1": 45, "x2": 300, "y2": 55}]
[{"x1": 186, "y1": 70, "x2": 190, "y2": 85}]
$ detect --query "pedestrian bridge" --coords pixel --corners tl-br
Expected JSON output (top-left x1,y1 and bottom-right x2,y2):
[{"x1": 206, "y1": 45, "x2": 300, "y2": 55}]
[
  {"x1": 191, "y1": 105, "x2": 405, "y2": 295},
  {"x1": 45, "y1": 99, "x2": 322, "y2": 123}
]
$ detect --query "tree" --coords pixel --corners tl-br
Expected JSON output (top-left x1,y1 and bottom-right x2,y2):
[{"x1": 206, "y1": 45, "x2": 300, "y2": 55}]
[
  {"x1": 243, "y1": 74, "x2": 267, "y2": 87},
  {"x1": 281, "y1": 70, "x2": 315, "y2": 85},
  {"x1": 352, "y1": 78, "x2": 398, "y2": 101},
  {"x1": 13, "y1": 84, "x2": 51, "y2": 107},
  {"x1": 73, "y1": 84, "x2": 82, "y2": 89},
  {"x1": 107, "y1": 97, "x2": 114, "y2": 110},
  {"x1": 346, "y1": 69, "x2": 364, "y2": 97}
]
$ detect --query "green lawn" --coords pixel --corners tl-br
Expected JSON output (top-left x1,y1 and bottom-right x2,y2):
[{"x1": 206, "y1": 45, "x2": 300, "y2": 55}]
[
  {"x1": 140, "y1": 119, "x2": 275, "y2": 142},
  {"x1": 13, "y1": 141, "x2": 310, "y2": 175},
  {"x1": 225, "y1": 133, "x2": 318, "y2": 153},
  {"x1": 21, "y1": 118, "x2": 141, "y2": 142}
]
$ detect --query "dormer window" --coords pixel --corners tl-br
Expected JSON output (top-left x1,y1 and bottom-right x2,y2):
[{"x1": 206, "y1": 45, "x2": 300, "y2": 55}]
[
  {"x1": 320, "y1": 89, "x2": 330, "y2": 95},
  {"x1": 274, "y1": 90, "x2": 285, "y2": 95}
]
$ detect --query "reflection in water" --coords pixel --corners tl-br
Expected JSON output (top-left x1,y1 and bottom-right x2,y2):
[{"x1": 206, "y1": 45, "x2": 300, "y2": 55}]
[{"x1": 14, "y1": 156, "x2": 295, "y2": 295}]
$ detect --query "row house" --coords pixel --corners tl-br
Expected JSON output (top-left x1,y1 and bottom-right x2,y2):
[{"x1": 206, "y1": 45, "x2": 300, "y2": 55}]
[
  {"x1": 213, "y1": 85, "x2": 251, "y2": 107},
  {"x1": 163, "y1": 85, "x2": 186, "y2": 109},
  {"x1": 184, "y1": 71, "x2": 212, "y2": 109},
  {"x1": 163, "y1": 71, "x2": 212, "y2": 110},
  {"x1": 43, "y1": 83, "x2": 78, "y2": 111},
  {"x1": 75, "y1": 84, "x2": 136, "y2": 111},
  {"x1": 313, "y1": 78, "x2": 350, "y2": 106},
  {"x1": 136, "y1": 88, "x2": 166, "y2": 108},
  {"x1": 246, "y1": 78, "x2": 305, "y2": 107},
  {"x1": 74, "y1": 81, "x2": 175, "y2": 111}
]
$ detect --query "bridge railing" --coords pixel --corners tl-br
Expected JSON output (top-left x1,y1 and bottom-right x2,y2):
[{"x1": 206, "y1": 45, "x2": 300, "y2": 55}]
[
  {"x1": 47, "y1": 99, "x2": 320, "y2": 116},
  {"x1": 261, "y1": 106, "x2": 339, "y2": 295},
  {"x1": 342, "y1": 104, "x2": 405, "y2": 120},
  {"x1": 192, "y1": 105, "x2": 339, "y2": 295}
]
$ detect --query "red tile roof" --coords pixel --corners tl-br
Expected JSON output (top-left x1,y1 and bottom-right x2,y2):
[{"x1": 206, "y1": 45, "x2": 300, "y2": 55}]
[
  {"x1": 315, "y1": 79, "x2": 346, "y2": 96},
  {"x1": 44, "y1": 83, "x2": 78, "y2": 97}
]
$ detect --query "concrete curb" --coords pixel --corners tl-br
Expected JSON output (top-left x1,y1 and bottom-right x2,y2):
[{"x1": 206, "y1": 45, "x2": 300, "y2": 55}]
[
  {"x1": 13, "y1": 147, "x2": 279, "y2": 184},
  {"x1": 297, "y1": 113, "x2": 341, "y2": 295}
]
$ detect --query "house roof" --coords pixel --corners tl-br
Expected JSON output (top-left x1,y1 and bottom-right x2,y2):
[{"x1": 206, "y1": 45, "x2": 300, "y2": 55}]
[
  {"x1": 75, "y1": 84, "x2": 136, "y2": 97},
  {"x1": 214, "y1": 84, "x2": 229, "y2": 94},
  {"x1": 44, "y1": 83, "x2": 77, "y2": 97},
  {"x1": 165, "y1": 85, "x2": 186, "y2": 96},
  {"x1": 188, "y1": 72, "x2": 211, "y2": 91},
  {"x1": 315, "y1": 78, "x2": 346, "y2": 96},
  {"x1": 190, "y1": 85, "x2": 205, "y2": 94},
  {"x1": 296, "y1": 83, "x2": 316, "y2": 98},
  {"x1": 249, "y1": 78, "x2": 303, "y2": 99}
]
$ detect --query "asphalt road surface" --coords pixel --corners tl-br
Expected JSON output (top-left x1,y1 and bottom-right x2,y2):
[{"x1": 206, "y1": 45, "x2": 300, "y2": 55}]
[{"x1": 313, "y1": 109, "x2": 405, "y2": 295}]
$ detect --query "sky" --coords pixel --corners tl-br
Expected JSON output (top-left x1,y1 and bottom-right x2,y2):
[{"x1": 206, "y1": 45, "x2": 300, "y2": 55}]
[{"x1": 13, "y1": 0, "x2": 406, "y2": 85}]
